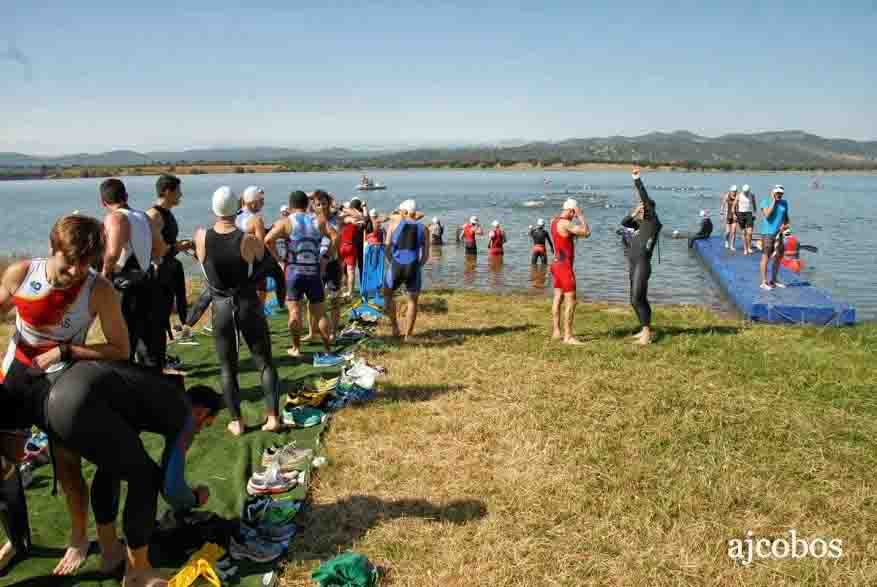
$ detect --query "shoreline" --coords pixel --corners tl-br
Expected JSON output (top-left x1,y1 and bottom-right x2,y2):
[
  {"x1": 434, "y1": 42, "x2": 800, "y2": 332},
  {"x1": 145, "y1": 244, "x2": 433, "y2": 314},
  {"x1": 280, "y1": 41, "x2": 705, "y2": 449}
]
[{"x1": 3, "y1": 162, "x2": 877, "y2": 181}]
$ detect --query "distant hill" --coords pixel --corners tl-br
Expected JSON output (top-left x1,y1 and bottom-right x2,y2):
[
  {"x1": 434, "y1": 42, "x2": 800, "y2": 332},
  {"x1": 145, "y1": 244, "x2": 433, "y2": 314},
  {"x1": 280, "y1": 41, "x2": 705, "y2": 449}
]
[{"x1": 3, "y1": 131, "x2": 876, "y2": 170}]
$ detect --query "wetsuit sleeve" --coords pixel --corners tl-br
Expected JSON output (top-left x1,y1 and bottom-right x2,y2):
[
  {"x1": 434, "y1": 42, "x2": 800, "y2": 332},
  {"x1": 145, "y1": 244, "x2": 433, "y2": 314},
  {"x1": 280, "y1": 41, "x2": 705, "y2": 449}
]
[
  {"x1": 161, "y1": 414, "x2": 197, "y2": 511},
  {"x1": 546, "y1": 231, "x2": 554, "y2": 252},
  {"x1": 634, "y1": 178, "x2": 656, "y2": 216},
  {"x1": 621, "y1": 215, "x2": 639, "y2": 230}
]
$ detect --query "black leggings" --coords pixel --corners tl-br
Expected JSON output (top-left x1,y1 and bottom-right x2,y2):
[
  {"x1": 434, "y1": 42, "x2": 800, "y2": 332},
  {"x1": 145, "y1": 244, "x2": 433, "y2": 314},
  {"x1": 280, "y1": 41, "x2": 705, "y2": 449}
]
[
  {"x1": 46, "y1": 361, "x2": 188, "y2": 550},
  {"x1": 0, "y1": 458, "x2": 30, "y2": 554},
  {"x1": 211, "y1": 294, "x2": 278, "y2": 420},
  {"x1": 120, "y1": 278, "x2": 166, "y2": 371},
  {"x1": 629, "y1": 257, "x2": 652, "y2": 327},
  {"x1": 531, "y1": 251, "x2": 548, "y2": 264}
]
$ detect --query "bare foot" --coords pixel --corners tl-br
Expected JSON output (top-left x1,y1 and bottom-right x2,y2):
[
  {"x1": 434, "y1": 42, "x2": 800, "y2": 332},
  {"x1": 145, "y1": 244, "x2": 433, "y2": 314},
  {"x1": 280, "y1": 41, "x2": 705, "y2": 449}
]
[
  {"x1": 261, "y1": 417, "x2": 283, "y2": 432},
  {"x1": 634, "y1": 332, "x2": 653, "y2": 345},
  {"x1": 122, "y1": 568, "x2": 168, "y2": 587},
  {"x1": 562, "y1": 337, "x2": 585, "y2": 345},
  {"x1": 552, "y1": 330, "x2": 562, "y2": 340},
  {"x1": 227, "y1": 420, "x2": 244, "y2": 437},
  {"x1": 286, "y1": 347, "x2": 301, "y2": 358},
  {"x1": 0, "y1": 541, "x2": 18, "y2": 574},
  {"x1": 99, "y1": 539, "x2": 126, "y2": 574},
  {"x1": 53, "y1": 539, "x2": 90, "y2": 575}
]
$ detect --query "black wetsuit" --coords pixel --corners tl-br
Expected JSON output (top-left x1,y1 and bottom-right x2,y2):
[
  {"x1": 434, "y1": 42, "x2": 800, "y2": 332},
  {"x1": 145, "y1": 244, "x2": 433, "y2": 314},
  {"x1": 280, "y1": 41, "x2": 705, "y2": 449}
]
[
  {"x1": 152, "y1": 205, "x2": 189, "y2": 342},
  {"x1": 688, "y1": 217, "x2": 713, "y2": 248},
  {"x1": 203, "y1": 229, "x2": 278, "y2": 420},
  {"x1": 621, "y1": 178, "x2": 662, "y2": 328},
  {"x1": 2, "y1": 361, "x2": 194, "y2": 551},
  {"x1": 116, "y1": 251, "x2": 165, "y2": 372},
  {"x1": 0, "y1": 421, "x2": 30, "y2": 568},
  {"x1": 529, "y1": 227, "x2": 554, "y2": 264}
]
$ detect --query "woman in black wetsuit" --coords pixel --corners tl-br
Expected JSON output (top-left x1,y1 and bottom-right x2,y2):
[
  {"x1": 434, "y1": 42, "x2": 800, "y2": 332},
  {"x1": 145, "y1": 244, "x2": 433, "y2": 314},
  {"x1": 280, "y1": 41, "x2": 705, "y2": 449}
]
[
  {"x1": 620, "y1": 167, "x2": 661, "y2": 345},
  {"x1": 195, "y1": 186, "x2": 281, "y2": 436}
]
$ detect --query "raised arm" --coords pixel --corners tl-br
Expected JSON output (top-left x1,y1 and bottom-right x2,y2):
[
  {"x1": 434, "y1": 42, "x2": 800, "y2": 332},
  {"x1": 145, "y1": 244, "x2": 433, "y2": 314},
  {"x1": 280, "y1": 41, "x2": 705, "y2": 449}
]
[{"x1": 632, "y1": 167, "x2": 655, "y2": 215}]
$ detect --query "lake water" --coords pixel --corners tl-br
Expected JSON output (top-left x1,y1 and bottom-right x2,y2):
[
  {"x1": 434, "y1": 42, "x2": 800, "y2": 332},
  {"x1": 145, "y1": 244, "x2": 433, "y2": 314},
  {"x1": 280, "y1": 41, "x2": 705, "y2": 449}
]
[{"x1": 1, "y1": 170, "x2": 874, "y2": 321}]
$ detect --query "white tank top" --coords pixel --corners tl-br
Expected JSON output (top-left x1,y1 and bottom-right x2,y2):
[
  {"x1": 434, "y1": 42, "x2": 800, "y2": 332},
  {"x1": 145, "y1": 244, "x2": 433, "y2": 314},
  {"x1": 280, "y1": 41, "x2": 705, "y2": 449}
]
[
  {"x1": 1, "y1": 259, "x2": 98, "y2": 377},
  {"x1": 116, "y1": 208, "x2": 152, "y2": 270},
  {"x1": 235, "y1": 209, "x2": 262, "y2": 233},
  {"x1": 737, "y1": 193, "x2": 754, "y2": 213}
]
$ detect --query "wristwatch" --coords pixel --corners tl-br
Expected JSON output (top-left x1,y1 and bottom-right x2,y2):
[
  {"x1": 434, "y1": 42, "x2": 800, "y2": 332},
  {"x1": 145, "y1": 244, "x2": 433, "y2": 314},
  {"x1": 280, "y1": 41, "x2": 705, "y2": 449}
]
[{"x1": 59, "y1": 343, "x2": 72, "y2": 362}]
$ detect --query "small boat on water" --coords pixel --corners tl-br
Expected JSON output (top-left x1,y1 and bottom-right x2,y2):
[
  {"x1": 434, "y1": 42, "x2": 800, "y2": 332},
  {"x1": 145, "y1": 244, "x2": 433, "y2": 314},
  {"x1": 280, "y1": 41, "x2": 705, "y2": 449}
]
[
  {"x1": 522, "y1": 200, "x2": 545, "y2": 207},
  {"x1": 356, "y1": 175, "x2": 387, "y2": 191}
]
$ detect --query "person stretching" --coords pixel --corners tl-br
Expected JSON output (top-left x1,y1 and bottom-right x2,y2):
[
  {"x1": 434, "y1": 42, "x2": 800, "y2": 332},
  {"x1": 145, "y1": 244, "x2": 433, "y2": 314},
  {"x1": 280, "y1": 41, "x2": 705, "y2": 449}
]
[
  {"x1": 195, "y1": 186, "x2": 280, "y2": 436},
  {"x1": 621, "y1": 167, "x2": 662, "y2": 345},
  {"x1": 550, "y1": 199, "x2": 591, "y2": 344},
  {"x1": 383, "y1": 200, "x2": 430, "y2": 341}
]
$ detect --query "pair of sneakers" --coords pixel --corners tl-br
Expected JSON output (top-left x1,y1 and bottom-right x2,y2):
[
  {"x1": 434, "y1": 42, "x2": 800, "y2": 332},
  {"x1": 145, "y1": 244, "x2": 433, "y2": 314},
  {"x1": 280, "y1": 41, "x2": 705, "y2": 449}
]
[
  {"x1": 261, "y1": 441, "x2": 315, "y2": 471},
  {"x1": 230, "y1": 526, "x2": 288, "y2": 562},
  {"x1": 246, "y1": 466, "x2": 305, "y2": 496}
]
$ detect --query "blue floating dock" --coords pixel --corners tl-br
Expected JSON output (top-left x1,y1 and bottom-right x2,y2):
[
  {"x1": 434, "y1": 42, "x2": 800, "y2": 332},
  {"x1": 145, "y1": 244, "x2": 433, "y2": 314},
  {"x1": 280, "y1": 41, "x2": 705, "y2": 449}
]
[{"x1": 693, "y1": 237, "x2": 855, "y2": 326}]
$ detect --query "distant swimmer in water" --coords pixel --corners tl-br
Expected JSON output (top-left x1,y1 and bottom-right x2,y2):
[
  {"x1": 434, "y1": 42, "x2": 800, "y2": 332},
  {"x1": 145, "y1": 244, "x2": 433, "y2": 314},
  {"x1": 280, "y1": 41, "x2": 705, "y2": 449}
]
[
  {"x1": 550, "y1": 198, "x2": 591, "y2": 345},
  {"x1": 460, "y1": 216, "x2": 484, "y2": 255},
  {"x1": 428, "y1": 217, "x2": 444, "y2": 245},
  {"x1": 688, "y1": 210, "x2": 713, "y2": 248},
  {"x1": 528, "y1": 218, "x2": 554, "y2": 264},
  {"x1": 487, "y1": 220, "x2": 506, "y2": 256}
]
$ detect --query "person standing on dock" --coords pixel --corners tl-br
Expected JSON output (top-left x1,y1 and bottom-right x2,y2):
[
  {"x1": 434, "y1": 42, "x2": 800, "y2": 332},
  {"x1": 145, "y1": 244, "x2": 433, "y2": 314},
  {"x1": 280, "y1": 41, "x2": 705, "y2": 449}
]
[
  {"x1": 758, "y1": 185, "x2": 790, "y2": 290},
  {"x1": 736, "y1": 184, "x2": 757, "y2": 255},
  {"x1": 550, "y1": 199, "x2": 591, "y2": 345},
  {"x1": 720, "y1": 185, "x2": 738, "y2": 250}
]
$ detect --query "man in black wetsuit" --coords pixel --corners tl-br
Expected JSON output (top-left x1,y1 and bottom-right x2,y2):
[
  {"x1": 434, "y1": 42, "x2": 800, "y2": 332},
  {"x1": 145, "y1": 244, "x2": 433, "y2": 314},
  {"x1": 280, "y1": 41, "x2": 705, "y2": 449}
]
[
  {"x1": 528, "y1": 218, "x2": 554, "y2": 264},
  {"x1": 688, "y1": 210, "x2": 713, "y2": 248},
  {"x1": 147, "y1": 175, "x2": 194, "y2": 368},
  {"x1": 620, "y1": 167, "x2": 662, "y2": 345}
]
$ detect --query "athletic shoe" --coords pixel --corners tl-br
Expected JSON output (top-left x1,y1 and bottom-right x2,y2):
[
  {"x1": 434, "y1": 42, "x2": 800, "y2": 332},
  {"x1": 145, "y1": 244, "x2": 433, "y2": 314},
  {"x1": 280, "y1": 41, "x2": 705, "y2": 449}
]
[
  {"x1": 724, "y1": 242, "x2": 729, "y2": 249},
  {"x1": 259, "y1": 520, "x2": 297, "y2": 543},
  {"x1": 229, "y1": 534, "x2": 286, "y2": 563},
  {"x1": 246, "y1": 469, "x2": 301, "y2": 496},
  {"x1": 241, "y1": 495, "x2": 274, "y2": 526},
  {"x1": 313, "y1": 353, "x2": 345, "y2": 367},
  {"x1": 281, "y1": 406, "x2": 325, "y2": 428},
  {"x1": 760, "y1": 282, "x2": 774, "y2": 291},
  {"x1": 261, "y1": 443, "x2": 314, "y2": 471},
  {"x1": 773, "y1": 282, "x2": 787, "y2": 288}
]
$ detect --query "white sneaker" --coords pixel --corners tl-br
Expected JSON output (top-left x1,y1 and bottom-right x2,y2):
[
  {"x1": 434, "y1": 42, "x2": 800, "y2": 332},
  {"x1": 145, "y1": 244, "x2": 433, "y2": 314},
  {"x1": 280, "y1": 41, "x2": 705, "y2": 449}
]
[
  {"x1": 724, "y1": 242, "x2": 729, "y2": 249},
  {"x1": 773, "y1": 282, "x2": 787, "y2": 289},
  {"x1": 760, "y1": 282, "x2": 774, "y2": 291}
]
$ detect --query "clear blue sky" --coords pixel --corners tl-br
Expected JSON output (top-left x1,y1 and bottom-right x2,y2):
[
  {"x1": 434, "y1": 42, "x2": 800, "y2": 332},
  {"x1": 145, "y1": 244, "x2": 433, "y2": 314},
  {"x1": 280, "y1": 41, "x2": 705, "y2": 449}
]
[{"x1": 1, "y1": 1, "x2": 875, "y2": 155}]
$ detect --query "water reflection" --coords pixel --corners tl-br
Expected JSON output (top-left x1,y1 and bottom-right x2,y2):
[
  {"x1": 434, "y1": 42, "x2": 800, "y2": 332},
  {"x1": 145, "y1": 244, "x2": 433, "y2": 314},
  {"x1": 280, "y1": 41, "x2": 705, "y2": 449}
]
[
  {"x1": 487, "y1": 254, "x2": 505, "y2": 288},
  {"x1": 463, "y1": 254, "x2": 478, "y2": 286},
  {"x1": 530, "y1": 264, "x2": 549, "y2": 289}
]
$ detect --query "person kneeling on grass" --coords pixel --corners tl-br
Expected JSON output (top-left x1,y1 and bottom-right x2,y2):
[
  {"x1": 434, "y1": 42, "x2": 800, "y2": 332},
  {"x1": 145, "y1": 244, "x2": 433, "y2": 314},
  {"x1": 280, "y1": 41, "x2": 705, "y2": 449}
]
[
  {"x1": 382, "y1": 199, "x2": 430, "y2": 341},
  {"x1": 48, "y1": 366, "x2": 222, "y2": 587}
]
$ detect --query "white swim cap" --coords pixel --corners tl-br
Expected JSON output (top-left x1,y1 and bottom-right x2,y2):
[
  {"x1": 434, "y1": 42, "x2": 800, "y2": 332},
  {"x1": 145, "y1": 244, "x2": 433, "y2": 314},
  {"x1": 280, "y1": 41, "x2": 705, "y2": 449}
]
[
  {"x1": 537, "y1": 218, "x2": 545, "y2": 226},
  {"x1": 772, "y1": 185, "x2": 785, "y2": 195},
  {"x1": 742, "y1": 184, "x2": 750, "y2": 193},
  {"x1": 470, "y1": 216, "x2": 478, "y2": 224},
  {"x1": 399, "y1": 199, "x2": 417, "y2": 213},
  {"x1": 369, "y1": 208, "x2": 379, "y2": 218},
  {"x1": 730, "y1": 185, "x2": 738, "y2": 192},
  {"x1": 492, "y1": 220, "x2": 500, "y2": 227},
  {"x1": 212, "y1": 186, "x2": 239, "y2": 217},
  {"x1": 700, "y1": 209, "x2": 708, "y2": 217},
  {"x1": 432, "y1": 217, "x2": 439, "y2": 224},
  {"x1": 280, "y1": 205, "x2": 289, "y2": 213},
  {"x1": 242, "y1": 186, "x2": 265, "y2": 203},
  {"x1": 562, "y1": 198, "x2": 578, "y2": 210}
]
